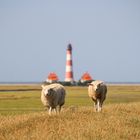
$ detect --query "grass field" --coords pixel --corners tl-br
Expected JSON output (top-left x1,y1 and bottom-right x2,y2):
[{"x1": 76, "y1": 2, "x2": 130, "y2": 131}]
[{"x1": 0, "y1": 84, "x2": 140, "y2": 139}]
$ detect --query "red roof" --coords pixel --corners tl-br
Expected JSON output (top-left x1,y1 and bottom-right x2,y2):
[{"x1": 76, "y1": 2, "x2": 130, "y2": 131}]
[
  {"x1": 81, "y1": 72, "x2": 93, "y2": 81},
  {"x1": 47, "y1": 72, "x2": 59, "y2": 81}
]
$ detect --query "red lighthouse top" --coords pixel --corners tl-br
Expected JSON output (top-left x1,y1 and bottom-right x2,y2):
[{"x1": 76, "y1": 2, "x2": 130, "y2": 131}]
[{"x1": 67, "y1": 44, "x2": 72, "y2": 50}]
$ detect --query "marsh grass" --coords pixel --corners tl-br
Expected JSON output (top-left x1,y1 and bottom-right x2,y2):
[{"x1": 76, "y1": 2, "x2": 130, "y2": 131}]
[
  {"x1": 0, "y1": 85, "x2": 140, "y2": 139},
  {"x1": 0, "y1": 85, "x2": 140, "y2": 114}
]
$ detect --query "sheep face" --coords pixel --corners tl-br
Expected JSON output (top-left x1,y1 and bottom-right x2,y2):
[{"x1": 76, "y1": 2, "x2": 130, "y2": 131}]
[
  {"x1": 90, "y1": 83, "x2": 98, "y2": 91},
  {"x1": 44, "y1": 88, "x2": 54, "y2": 97},
  {"x1": 95, "y1": 84, "x2": 102, "y2": 93},
  {"x1": 89, "y1": 81, "x2": 103, "y2": 92},
  {"x1": 93, "y1": 84, "x2": 98, "y2": 91}
]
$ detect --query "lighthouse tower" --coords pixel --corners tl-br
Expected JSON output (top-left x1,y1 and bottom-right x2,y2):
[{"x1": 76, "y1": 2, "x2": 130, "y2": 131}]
[{"x1": 65, "y1": 44, "x2": 74, "y2": 82}]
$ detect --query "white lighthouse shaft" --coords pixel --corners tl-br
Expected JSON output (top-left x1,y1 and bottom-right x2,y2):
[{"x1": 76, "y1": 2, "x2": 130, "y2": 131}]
[{"x1": 65, "y1": 44, "x2": 74, "y2": 82}]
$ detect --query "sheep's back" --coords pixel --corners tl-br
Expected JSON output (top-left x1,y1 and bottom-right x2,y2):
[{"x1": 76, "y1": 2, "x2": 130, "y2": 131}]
[
  {"x1": 96, "y1": 84, "x2": 107, "y2": 97},
  {"x1": 53, "y1": 86, "x2": 66, "y2": 105}
]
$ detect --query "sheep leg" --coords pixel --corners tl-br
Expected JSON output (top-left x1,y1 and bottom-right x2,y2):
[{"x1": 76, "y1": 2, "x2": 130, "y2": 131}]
[
  {"x1": 54, "y1": 107, "x2": 57, "y2": 115},
  {"x1": 99, "y1": 97, "x2": 106, "y2": 112},
  {"x1": 91, "y1": 98, "x2": 97, "y2": 112},
  {"x1": 97, "y1": 100, "x2": 100, "y2": 112},
  {"x1": 58, "y1": 105, "x2": 62, "y2": 113},
  {"x1": 94, "y1": 101, "x2": 98, "y2": 112},
  {"x1": 48, "y1": 107, "x2": 52, "y2": 115},
  {"x1": 97, "y1": 99, "x2": 102, "y2": 112},
  {"x1": 97, "y1": 99, "x2": 101, "y2": 112}
]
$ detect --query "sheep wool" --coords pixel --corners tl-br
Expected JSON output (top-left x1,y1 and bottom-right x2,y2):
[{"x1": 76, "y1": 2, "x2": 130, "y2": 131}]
[
  {"x1": 41, "y1": 83, "x2": 66, "y2": 115},
  {"x1": 88, "y1": 80, "x2": 107, "y2": 112}
]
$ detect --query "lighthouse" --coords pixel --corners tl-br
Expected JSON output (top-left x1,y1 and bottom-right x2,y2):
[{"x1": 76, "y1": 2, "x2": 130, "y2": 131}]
[{"x1": 65, "y1": 44, "x2": 74, "y2": 82}]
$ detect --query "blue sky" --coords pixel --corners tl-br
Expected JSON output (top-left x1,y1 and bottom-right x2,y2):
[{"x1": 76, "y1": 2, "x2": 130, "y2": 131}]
[{"x1": 0, "y1": 0, "x2": 140, "y2": 82}]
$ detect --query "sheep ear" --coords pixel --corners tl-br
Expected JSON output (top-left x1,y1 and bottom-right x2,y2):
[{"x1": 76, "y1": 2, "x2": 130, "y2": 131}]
[{"x1": 98, "y1": 83, "x2": 103, "y2": 87}]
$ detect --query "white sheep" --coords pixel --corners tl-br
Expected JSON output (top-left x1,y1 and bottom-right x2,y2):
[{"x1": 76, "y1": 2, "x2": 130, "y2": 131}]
[
  {"x1": 88, "y1": 80, "x2": 107, "y2": 112},
  {"x1": 41, "y1": 83, "x2": 66, "y2": 115}
]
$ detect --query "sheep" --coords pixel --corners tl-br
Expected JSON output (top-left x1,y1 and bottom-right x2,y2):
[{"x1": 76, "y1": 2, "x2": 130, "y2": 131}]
[
  {"x1": 41, "y1": 83, "x2": 66, "y2": 115},
  {"x1": 88, "y1": 80, "x2": 107, "y2": 112}
]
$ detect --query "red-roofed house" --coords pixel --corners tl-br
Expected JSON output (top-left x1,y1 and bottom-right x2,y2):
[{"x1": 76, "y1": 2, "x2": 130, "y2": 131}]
[
  {"x1": 80, "y1": 72, "x2": 93, "y2": 83},
  {"x1": 46, "y1": 72, "x2": 59, "y2": 83}
]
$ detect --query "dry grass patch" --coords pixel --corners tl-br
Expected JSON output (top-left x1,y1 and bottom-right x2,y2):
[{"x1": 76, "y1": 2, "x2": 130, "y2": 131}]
[{"x1": 0, "y1": 102, "x2": 140, "y2": 140}]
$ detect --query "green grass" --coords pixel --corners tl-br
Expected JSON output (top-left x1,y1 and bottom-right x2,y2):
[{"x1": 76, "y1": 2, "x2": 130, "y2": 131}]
[
  {"x1": 66, "y1": 85, "x2": 140, "y2": 106},
  {"x1": 0, "y1": 85, "x2": 140, "y2": 115}
]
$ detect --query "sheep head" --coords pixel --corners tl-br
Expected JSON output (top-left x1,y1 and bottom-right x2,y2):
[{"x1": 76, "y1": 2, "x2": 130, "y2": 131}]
[
  {"x1": 41, "y1": 85, "x2": 55, "y2": 97},
  {"x1": 47, "y1": 89, "x2": 54, "y2": 96},
  {"x1": 44, "y1": 88, "x2": 54, "y2": 97},
  {"x1": 88, "y1": 81, "x2": 103, "y2": 92}
]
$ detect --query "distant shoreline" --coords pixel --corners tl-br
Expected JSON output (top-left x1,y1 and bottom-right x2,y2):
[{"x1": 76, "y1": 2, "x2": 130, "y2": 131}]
[
  {"x1": 0, "y1": 82, "x2": 42, "y2": 85},
  {"x1": 0, "y1": 82, "x2": 140, "y2": 86}
]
